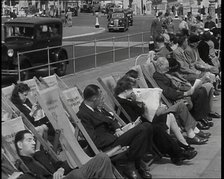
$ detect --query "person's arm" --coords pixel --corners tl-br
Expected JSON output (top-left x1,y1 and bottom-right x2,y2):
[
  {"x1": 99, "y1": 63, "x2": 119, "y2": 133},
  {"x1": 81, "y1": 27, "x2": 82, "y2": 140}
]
[
  {"x1": 153, "y1": 72, "x2": 184, "y2": 101},
  {"x1": 77, "y1": 112, "x2": 116, "y2": 149}
]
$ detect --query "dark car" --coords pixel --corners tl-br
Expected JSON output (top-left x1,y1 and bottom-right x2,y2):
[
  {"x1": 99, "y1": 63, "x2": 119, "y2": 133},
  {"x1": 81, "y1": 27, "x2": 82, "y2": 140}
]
[
  {"x1": 124, "y1": 9, "x2": 133, "y2": 26},
  {"x1": 2, "y1": 17, "x2": 68, "y2": 86},
  {"x1": 107, "y1": 12, "x2": 129, "y2": 32}
]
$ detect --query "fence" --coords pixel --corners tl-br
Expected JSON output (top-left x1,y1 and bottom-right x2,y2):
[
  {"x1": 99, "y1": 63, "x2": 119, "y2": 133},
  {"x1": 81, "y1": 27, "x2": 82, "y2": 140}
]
[{"x1": 15, "y1": 31, "x2": 151, "y2": 81}]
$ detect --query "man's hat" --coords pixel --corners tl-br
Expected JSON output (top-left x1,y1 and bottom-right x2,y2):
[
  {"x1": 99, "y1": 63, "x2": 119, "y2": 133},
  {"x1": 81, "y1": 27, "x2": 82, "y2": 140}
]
[{"x1": 188, "y1": 34, "x2": 200, "y2": 43}]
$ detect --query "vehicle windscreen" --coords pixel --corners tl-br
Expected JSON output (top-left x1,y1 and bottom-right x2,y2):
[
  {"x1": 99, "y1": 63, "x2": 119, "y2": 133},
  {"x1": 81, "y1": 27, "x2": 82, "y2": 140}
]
[
  {"x1": 112, "y1": 13, "x2": 124, "y2": 19},
  {"x1": 5, "y1": 25, "x2": 34, "y2": 39}
]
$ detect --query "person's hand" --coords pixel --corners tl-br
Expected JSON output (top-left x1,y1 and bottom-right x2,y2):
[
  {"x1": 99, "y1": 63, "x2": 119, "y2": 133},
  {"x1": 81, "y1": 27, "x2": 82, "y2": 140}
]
[
  {"x1": 156, "y1": 105, "x2": 168, "y2": 116},
  {"x1": 115, "y1": 128, "x2": 124, "y2": 137},
  {"x1": 8, "y1": 172, "x2": 23, "y2": 179},
  {"x1": 53, "y1": 168, "x2": 65, "y2": 179}
]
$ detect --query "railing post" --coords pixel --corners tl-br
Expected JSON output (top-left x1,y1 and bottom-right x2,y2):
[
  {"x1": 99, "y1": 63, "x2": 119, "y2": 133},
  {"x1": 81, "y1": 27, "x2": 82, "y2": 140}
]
[
  {"x1": 112, "y1": 37, "x2": 115, "y2": 63},
  {"x1": 94, "y1": 39, "x2": 97, "y2": 68},
  {"x1": 47, "y1": 46, "x2": 50, "y2": 76},
  {"x1": 17, "y1": 52, "x2": 21, "y2": 82},
  {"x1": 73, "y1": 44, "x2": 75, "y2": 73},
  {"x1": 142, "y1": 32, "x2": 144, "y2": 53},
  {"x1": 128, "y1": 34, "x2": 130, "y2": 59}
]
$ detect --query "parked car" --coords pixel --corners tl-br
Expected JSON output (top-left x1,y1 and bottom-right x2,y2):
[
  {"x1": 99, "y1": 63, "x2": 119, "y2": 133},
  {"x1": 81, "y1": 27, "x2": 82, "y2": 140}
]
[
  {"x1": 107, "y1": 12, "x2": 129, "y2": 32},
  {"x1": 124, "y1": 8, "x2": 133, "y2": 26},
  {"x1": 2, "y1": 17, "x2": 68, "y2": 86}
]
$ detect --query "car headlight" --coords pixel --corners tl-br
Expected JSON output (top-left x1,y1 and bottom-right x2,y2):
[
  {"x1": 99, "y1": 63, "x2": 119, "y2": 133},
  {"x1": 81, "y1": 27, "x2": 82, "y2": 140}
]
[
  {"x1": 8, "y1": 49, "x2": 14, "y2": 57},
  {"x1": 110, "y1": 20, "x2": 114, "y2": 23}
]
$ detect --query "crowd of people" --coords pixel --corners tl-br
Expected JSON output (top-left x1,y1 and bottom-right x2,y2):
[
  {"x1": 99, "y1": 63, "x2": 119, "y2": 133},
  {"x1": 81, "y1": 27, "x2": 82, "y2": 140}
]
[{"x1": 2, "y1": 11, "x2": 221, "y2": 179}]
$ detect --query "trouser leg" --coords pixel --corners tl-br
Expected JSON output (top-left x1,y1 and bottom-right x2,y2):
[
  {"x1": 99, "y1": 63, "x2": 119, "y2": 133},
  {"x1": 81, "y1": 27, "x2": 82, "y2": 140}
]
[
  {"x1": 65, "y1": 153, "x2": 115, "y2": 179},
  {"x1": 152, "y1": 124, "x2": 182, "y2": 159},
  {"x1": 173, "y1": 102, "x2": 197, "y2": 131},
  {"x1": 112, "y1": 122, "x2": 153, "y2": 161}
]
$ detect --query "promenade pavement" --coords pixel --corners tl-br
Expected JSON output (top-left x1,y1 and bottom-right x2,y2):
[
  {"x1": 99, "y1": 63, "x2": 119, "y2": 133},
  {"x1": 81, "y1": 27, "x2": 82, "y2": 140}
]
[
  {"x1": 61, "y1": 57, "x2": 221, "y2": 178},
  {"x1": 60, "y1": 19, "x2": 221, "y2": 178}
]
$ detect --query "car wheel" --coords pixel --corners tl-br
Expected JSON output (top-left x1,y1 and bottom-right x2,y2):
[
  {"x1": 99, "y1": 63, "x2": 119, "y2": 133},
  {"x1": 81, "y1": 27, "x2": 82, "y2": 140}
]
[{"x1": 56, "y1": 51, "x2": 67, "y2": 76}]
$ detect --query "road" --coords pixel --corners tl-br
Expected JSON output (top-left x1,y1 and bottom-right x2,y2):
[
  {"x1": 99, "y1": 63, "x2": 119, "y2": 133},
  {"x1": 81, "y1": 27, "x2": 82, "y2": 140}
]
[
  {"x1": 62, "y1": 13, "x2": 181, "y2": 73},
  {"x1": 1, "y1": 13, "x2": 181, "y2": 84}
]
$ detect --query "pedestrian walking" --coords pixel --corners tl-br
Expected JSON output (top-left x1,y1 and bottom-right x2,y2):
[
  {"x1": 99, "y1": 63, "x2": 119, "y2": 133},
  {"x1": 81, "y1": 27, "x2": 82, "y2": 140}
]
[
  {"x1": 143, "y1": 5, "x2": 146, "y2": 15},
  {"x1": 66, "y1": 9, "x2": 73, "y2": 27},
  {"x1": 150, "y1": 11, "x2": 164, "y2": 41},
  {"x1": 61, "y1": 10, "x2": 66, "y2": 27}
]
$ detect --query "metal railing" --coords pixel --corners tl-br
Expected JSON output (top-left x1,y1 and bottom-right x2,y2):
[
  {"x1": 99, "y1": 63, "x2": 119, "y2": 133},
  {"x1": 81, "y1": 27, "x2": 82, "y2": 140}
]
[{"x1": 16, "y1": 31, "x2": 151, "y2": 81}]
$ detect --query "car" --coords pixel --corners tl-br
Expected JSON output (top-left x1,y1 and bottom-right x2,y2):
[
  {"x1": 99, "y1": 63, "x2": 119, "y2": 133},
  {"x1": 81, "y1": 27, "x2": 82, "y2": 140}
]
[
  {"x1": 124, "y1": 8, "x2": 133, "y2": 26},
  {"x1": 2, "y1": 17, "x2": 68, "y2": 86},
  {"x1": 107, "y1": 12, "x2": 129, "y2": 32}
]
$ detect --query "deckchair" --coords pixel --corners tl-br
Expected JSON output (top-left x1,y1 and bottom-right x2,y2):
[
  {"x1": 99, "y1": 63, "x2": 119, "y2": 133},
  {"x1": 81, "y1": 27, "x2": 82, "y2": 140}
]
[
  {"x1": 38, "y1": 75, "x2": 126, "y2": 178},
  {"x1": 141, "y1": 62, "x2": 173, "y2": 108},
  {"x1": 35, "y1": 85, "x2": 124, "y2": 178},
  {"x1": 97, "y1": 75, "x2": 132, "y2": 124},
  {"x1": 2, "y1": 95, "x2": 59, "y2": 162},
  {"x1": 97, "y1": 74, "x2": 163, "y2": 164},
  {"x1": 1, "y1": 83, "x2": 15, "y2": 100},
  {"x1": 134, "y1": 53, "x2": 149, "y2": 66}
]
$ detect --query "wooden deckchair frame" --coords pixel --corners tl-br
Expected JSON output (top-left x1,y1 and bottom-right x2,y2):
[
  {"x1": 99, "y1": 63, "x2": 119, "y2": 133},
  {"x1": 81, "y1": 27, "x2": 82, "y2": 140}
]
[
  {"x1": 38, "y1": 75, "x2": 125, "y2": 178},
  {"x1": 141, "y1": 63, "x2": 173, "y2": 108},
  {"x1": 97, "y1": 76, "x2": 132, "y2": 124},
  {"x1": 2, "y1": 96, "x2": 59, "y2": 162},
  {"x1": 97, "y1": 75, "x2": 163, "y2": 160}
]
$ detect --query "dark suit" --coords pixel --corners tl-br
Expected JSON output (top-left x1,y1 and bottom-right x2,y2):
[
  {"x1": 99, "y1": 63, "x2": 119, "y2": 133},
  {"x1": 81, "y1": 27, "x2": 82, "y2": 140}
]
[
  {"x1": 77, "y1": 102, "x2": 153, "y2": 161},
  {"x1": 198, "y1": 40, "x2": 213, "y2": 65},
  {"x1": 20, "y1": 151, "x2": 115, "y2": 179},
  {"x1": 153, "y1": 71, "x2": 209, "y2": 120}
]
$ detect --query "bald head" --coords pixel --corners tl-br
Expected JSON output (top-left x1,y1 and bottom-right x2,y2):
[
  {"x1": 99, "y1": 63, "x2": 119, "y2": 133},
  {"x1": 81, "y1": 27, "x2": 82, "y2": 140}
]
[{"x1": 154, "y1": 57, "x2": 170, "y2": 73}]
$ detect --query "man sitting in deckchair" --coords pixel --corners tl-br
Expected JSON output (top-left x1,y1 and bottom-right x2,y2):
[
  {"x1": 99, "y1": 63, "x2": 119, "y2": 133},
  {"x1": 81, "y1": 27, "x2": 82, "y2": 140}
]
[{"x1": 14, "y1": 130, "x2": 116, "y2": 179}]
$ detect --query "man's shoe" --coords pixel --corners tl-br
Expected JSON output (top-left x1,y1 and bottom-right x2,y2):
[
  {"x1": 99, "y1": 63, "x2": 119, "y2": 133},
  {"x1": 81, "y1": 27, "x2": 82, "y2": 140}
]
[
  {"x1": 138, "y1": 167, "x2": 152, "y2": 179},
  {"x1": 116, "y1": 161, "x2": 142, "y2": 179},
  {"x1": 208, "y1": 111, "x2": 221, "y2": 118},
  {"x1": 200, "y1": 118, "x2": 214, "y2": 127},
  {"x1": 186, "y1": 136, "x2": 208, "y2": 145},
  {"x1": 196, "y1": 122, "x2": 210, "y2": 130},
  {"x1": 171, "y1": 157, "x2": 184, "y2": 166},
  {"x1": 196, "y1": 131, "x2": 211, "y2": 138},
  {"x1": 206, "y1": 116, "x2": 213, "y2": 121},
  {"x1": 177, "y1": 141, "x2": 195, "y2": 151},
  {"x1": 181, "y1": 150, "x2": 197, "y2": 160}
]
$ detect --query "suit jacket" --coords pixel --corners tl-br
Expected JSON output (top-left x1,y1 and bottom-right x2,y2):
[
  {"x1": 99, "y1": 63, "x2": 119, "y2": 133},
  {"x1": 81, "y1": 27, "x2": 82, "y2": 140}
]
[
  {"x1": 77, "y1": 102, "x2": 120, "y2": 150},
  {"x1": 184, "y1": 45, "x2": 209, "y2": 72},
  {"x1": 153, "y1": 71, "x2": 184, "y2": 102},
  {"x1": 173, "y1": 46, "x2": 197, "y2": 74},
  {"x1": 20, "y1": 151, "x2": 72, "y2": 179},
  {"x1": 198, "y1": 40, "x2": 213, "y2": 65}
]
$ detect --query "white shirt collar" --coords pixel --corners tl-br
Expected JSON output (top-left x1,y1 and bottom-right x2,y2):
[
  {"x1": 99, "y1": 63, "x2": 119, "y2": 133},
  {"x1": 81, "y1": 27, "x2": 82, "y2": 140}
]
[{"x1": 84, "y1": 103, "x2": 95, "y2": 112}]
